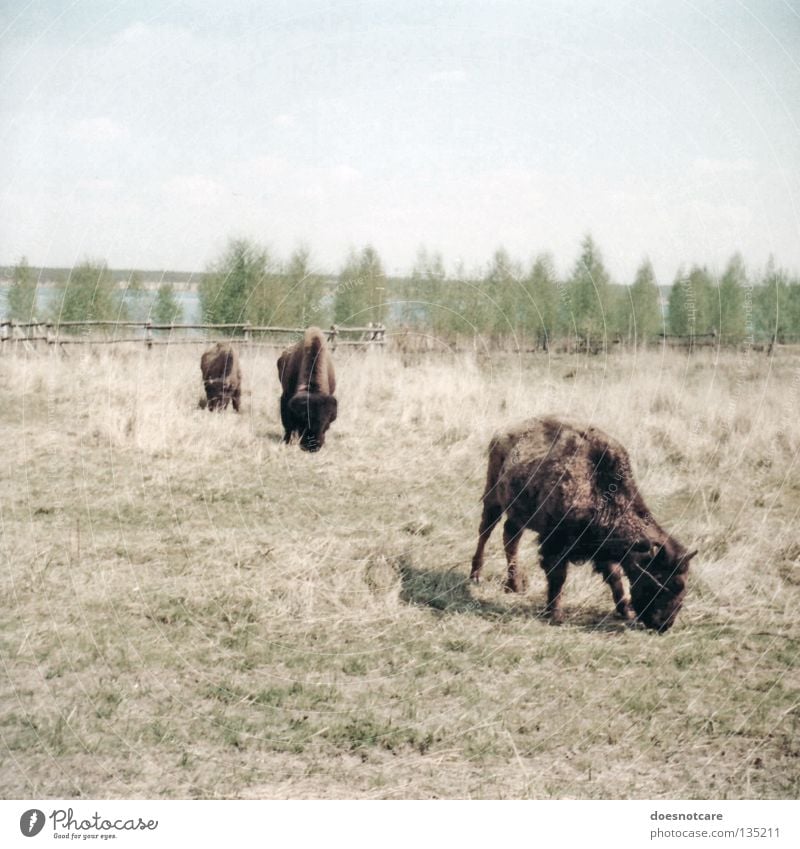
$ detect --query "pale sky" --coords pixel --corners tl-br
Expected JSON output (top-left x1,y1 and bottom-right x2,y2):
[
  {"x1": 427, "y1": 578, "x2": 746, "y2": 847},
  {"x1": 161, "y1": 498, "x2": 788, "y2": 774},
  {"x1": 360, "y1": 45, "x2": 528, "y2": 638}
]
[{"x1": 1, "y1": 0, "x2": 799, "y2": 282}]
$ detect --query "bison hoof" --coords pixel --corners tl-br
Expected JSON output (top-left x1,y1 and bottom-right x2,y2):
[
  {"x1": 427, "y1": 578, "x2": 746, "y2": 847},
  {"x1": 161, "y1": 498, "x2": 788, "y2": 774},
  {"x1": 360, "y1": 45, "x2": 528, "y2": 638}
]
[
  {"x1": 548, "y1": 610, "x2": 565, "y2": 626},
  {"x1": 504, "y1": 575, "x2": 528, "y2": 594}
]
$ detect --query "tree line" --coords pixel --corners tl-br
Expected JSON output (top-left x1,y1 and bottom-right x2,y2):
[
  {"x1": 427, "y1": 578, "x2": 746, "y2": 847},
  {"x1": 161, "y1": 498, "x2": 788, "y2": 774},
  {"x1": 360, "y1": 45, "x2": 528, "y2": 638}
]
[
  {"x1": 3, "y1": 258, "x2": 184, "y2": 327},
  {"x1": 4, "y1": 236, "x2": 800, "y2": 345}
]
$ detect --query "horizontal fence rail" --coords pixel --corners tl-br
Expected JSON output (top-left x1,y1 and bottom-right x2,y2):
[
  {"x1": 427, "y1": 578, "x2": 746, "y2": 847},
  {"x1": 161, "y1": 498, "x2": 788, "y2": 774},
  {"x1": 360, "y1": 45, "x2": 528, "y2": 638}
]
[
  {"x1": 0, "y1": 320, "x2": 387, "y2": 351},
  {"x1": 3, "y1": 320, "x2": 799, "y2": 355}
]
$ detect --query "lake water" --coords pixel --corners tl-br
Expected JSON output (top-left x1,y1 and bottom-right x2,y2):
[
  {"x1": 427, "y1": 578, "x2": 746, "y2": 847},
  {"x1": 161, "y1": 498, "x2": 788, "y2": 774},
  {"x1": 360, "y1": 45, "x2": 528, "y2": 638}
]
[{"x1": 0, "y1": 285, "x2": 203, "y2": 326}]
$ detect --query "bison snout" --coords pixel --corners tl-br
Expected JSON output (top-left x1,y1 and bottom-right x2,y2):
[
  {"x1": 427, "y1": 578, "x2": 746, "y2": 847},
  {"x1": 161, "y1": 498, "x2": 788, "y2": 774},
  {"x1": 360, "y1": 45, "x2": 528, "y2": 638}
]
[{"x1": 636, "y1": 612, "x2": 676, "y2": 633}]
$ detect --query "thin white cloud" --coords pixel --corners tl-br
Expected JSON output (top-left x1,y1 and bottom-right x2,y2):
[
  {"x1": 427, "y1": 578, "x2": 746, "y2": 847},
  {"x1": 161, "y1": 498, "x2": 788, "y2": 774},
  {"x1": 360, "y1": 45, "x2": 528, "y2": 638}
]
[
  {"x1": 76, "y1": 178, "x2": 118, "y2": 192},
  {"x1": 163, "y1": 174, "x2": 224, "y2": 205},
  {"x1": 117, "y1": 22, "x2": 151, "y2": 44},
  {"x1": 428, "y1": 69, "x2": 467, "y2": 84},
  {"x1": 67, "y1": 117, "x2": 128, "y2": 143},
  {"x1": 692, "y1": 157, "x2": 756, "y2": 176},
  {"x1": 330, "y1": 165, "x2": 362, "y2": 184},
  {"x1": 273, "y1": 114, "x2": 296, "y2": 128}
]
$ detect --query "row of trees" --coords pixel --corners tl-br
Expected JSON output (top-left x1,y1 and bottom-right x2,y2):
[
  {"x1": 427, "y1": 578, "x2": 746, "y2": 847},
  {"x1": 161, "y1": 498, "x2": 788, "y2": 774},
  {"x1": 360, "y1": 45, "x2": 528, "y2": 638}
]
[
  {"x1": 195, "y1": 236, "x2": 800, "y2": 345},
  {"x1": 196, "y1": 239, "x2": 388, "y2": 330},
  {"x1": 396, "y1": 238, "x2": 800, "y2": 346},
  {"x1": 4, "y1": 257, "x2": 183, "y2": 327},
  {"x1": 5, "y1": 237, "x2": 800, "y2": 345}
]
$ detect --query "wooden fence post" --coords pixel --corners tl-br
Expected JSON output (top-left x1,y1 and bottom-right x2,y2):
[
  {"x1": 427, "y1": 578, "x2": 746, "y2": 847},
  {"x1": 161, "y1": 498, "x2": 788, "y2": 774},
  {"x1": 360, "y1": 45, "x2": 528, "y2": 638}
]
[
  {"x1": 145, "y1": 320, "x2": 153, "y2": 350},
  {"x1": 329, "y1": 324, "x2": 338, "y2": 351},
  {"x1": 243, "y1": 322, "x2": 251, "y2": 344}
]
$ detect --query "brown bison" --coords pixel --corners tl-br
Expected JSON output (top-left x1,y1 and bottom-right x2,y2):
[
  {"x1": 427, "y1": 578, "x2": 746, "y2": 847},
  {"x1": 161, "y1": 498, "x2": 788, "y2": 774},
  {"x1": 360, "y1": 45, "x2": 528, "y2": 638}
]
[
  {"x1": 470, "y1": 416, "x2": 697, "y2": 631},
  {"x1": 277, "y1": 327, "x2": 337, "y2": 452},
  {"x1": 200, "y1": 343, "x2": 242, "y2": 412}
]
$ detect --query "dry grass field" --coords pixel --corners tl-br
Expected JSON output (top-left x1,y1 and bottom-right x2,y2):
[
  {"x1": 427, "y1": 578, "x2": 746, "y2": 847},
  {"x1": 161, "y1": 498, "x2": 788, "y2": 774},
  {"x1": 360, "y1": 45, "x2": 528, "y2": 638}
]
[{"x1": 1, "y1": 341, "x2": 799, "y2": 799}]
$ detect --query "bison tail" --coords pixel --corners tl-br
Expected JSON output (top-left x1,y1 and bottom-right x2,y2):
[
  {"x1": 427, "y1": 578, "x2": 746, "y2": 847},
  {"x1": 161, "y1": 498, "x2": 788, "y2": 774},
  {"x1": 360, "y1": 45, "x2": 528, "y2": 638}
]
[{"x1": 481, "y1": 434, "x2": 508, "y2": 504}]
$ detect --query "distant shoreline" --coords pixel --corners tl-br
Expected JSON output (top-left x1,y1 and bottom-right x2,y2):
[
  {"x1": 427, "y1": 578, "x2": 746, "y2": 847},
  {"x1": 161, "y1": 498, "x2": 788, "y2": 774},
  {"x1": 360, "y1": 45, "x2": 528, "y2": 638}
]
[{"x1": 0, "y1": 267, "x2": 204, "y2": 292}]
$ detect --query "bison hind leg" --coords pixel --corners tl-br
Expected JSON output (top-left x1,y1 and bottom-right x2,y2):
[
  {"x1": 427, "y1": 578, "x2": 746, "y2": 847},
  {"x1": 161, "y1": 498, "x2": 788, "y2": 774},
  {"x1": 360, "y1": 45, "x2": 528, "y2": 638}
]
[
  {"x1": 502, "y1": 518, "x2": 528, "y2": 594},
  {"x1": 470, "y1": 502, "x2": 502, "y2": 583}
]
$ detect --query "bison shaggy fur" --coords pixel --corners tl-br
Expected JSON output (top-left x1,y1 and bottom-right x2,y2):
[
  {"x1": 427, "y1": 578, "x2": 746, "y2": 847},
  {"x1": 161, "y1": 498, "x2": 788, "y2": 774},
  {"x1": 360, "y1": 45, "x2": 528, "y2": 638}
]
[
  {"x1": 277, "y1": 327, "x2": 337, "y2": 452},
  {"x1": 200, "y1": 343, "x2": 242, "y2": 412},
  {"x1": 470, "y1": 416, "x2": 697, "y2": 631}
]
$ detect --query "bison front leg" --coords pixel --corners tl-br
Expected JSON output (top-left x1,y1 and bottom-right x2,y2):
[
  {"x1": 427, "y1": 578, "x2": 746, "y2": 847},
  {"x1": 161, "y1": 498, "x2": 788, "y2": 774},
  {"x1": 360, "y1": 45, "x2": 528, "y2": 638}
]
[
  {"x1": 503, "y1": 519, "x2": 528, "y2": 593},
  {"x1": 231, "y1": 388, "x2": 241, "y2": 413},
  {"x1": 539, "y1": 551, "x2": 568, "y2": 624},
  {"x1": 595, "y1": 561, "x2": 633, "y2": 621},
  {"x1": 279, "y1": 395, "x2": 293, "y2": 443},
  {"x1": 470, "y1": 502, "x2": 502, "y2": 583}
]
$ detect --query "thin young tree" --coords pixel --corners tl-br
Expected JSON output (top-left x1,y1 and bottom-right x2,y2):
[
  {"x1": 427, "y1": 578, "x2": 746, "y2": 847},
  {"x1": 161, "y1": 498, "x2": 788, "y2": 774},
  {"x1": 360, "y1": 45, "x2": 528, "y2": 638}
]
[
  {"x1": 333, "y1": 245, "x2": 385, "y2": 326},
  {"x1": 624, "y1": 259, "x2": 663, "y2": 346},
  {"x1": 403, "y1": 247, "x2": 446, "y2": 329},
  {"x1": 151, "y1": 282, "x2": 183, "y2": 326},
  {"x1": 200, "y1": 238, "x2": 273, "y2": 330},
  {"x1": 52, "y1": 259, "x2": 123, "y2": 328},
  {"x1": 523, "y1": 253, "x2": 559, "y2": 350},
  {"x1": 482, "y1": 247, "x2": 522, "y2": 344},
  {"x1": 6, "y1": 256, "x2": 38, "y2": 321},
  {"x1": 567, "y1": 235, "x2": 612, "y2": 346},
  {"x1": 715, "y1": 253, "x2": 747, "y2": 344},
  {"x1": 280, "y1": 246, "x2": 325, "y2": 328},
  {"x1": 669, "y1": 265, "x2": 713, "y2": 337}
]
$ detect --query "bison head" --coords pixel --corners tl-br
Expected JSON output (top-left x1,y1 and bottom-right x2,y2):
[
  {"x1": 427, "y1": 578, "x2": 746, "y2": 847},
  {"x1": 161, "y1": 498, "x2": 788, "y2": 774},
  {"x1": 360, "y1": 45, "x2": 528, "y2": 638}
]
[
  {"x1": 626, "y1": 537, "x2": 697, "y2": 632},
  {"x1": 288, "y1": 392, "x2": 338, "y2": 452}
]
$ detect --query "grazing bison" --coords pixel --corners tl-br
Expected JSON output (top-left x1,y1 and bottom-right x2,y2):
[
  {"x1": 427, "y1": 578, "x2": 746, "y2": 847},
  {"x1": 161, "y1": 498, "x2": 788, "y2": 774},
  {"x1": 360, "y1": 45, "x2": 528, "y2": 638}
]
[
  {"x1": 277, "y1": 327, "x2": 337, "y2": 452},
  {"x1": 200, "y1": 343, "x2": 242, "y2": 412},
  {"x1": 470, "y1": 416, "x2": 697, "y2": 631}
]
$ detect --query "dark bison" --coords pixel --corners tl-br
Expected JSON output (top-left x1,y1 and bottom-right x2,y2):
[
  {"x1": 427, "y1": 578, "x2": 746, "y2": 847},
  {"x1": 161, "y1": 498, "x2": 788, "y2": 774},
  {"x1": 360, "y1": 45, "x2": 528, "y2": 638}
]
[
  {"x1": 200, "y1": 343, "x2": 242, "y2": 412},
  {"x1": 470, "y1": 416, "x2": 697, "y2": 631},
  {"x1": 277, "y1": 327, "x2": 337, "y2": 452}
]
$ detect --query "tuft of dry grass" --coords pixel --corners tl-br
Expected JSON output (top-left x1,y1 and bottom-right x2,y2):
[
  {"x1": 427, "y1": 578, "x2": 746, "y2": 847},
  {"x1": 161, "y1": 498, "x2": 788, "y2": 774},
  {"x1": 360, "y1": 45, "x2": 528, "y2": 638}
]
[{"x1": 1, "y1": 343, "x2": 798, "y2": 799}]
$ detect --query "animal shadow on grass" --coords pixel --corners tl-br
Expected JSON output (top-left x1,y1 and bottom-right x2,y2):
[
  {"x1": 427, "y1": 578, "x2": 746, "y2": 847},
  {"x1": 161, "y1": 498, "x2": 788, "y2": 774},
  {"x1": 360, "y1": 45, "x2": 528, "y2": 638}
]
[
  {"x1": 398, "y1": 562, "x2": 515, "y2": 619},
  {"x1": 263, "y1": 429, "x2": 286, "y2": 444},
  {"x1": 398, "y1": 562, "x2": 631, "y2": 633}
]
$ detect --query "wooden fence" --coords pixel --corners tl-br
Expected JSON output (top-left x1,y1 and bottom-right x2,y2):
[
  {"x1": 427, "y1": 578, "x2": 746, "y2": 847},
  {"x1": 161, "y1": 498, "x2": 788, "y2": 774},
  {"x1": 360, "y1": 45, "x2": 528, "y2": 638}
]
[
  {"x1": 657, "y1": 331, "x2": 788, "y2": 354},
  {"x1": 0, "y1": 320, "x2": 386, "y2": 352}
]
